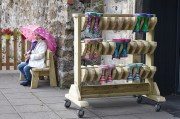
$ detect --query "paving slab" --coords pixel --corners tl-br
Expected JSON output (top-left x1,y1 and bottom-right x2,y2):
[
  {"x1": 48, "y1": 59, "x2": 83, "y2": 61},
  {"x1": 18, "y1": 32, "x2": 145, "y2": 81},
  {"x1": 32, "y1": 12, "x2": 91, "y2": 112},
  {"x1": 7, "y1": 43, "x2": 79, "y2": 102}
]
[
  {"x1": 0, "y1": 113, "x2": 22, "y2": 119},
  {"x1": 19, "y1": 112, "x2": 61, "y2": 119},
  {"x1": 0, "y1": 93, "x2": 7, "y2": 100},
  {"x1": 27, "y1": 87, "x2": 61, "y2": 93},
  {"x1": 33, "y1": 91, "x2": 64, "y2": 98},
  {"x1": 4, "y1": 92, "x2": 36, "y2": 99},
  {"x1": 101, "y1": 114, "x2": 140, "y2": 119},
  {"x1": 39, "y1": 96, "x2": 65, "y2": 104},
  {"x1": 0, "y1": 99, "x2": 11, "y2": 106},
  {"x1": 0, "y1": 105, "x2": 16, "y2": 114},
  {"x1": 47, "y1": 103, "x2": 70, "y2": 111},
  {"x1": 1, "y1": 88, "x2": 30, "y2": 94},
  {"x1": 14, "y1": 104, "x2": 51, "y2": 113},
  {"x1": 8, "y1": 98, "x2": 43, "y2": 106}
]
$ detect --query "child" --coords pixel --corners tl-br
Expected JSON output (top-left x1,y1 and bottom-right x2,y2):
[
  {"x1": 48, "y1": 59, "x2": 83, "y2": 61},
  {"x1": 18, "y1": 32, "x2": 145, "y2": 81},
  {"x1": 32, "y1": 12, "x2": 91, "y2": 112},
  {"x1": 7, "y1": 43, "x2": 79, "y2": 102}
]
[{"x1": 18, "y1": 33, "x2": 47, "y2": 86}]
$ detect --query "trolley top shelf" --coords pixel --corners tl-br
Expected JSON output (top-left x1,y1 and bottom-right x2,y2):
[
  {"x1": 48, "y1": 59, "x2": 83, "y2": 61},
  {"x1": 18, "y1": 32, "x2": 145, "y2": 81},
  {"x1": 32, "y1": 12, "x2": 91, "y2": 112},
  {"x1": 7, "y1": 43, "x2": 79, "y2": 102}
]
[{"x1": 73, "y1": 13, "x2": 156, "y2": 17}]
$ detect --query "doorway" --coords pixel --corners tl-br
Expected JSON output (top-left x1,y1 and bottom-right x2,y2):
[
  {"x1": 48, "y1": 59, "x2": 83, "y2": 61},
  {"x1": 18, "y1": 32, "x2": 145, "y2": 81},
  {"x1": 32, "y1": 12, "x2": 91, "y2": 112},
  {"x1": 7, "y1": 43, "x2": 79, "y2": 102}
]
[{"x1": 144, "y1": 0, "x2": 180, "y2": 95}]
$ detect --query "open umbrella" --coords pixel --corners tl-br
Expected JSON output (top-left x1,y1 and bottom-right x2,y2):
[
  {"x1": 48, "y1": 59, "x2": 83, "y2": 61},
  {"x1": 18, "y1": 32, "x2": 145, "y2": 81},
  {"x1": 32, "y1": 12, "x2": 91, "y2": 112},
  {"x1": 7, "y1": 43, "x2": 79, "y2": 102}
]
[{"x1": 20, "y1": 25, "x2": 57, "y2": 51}]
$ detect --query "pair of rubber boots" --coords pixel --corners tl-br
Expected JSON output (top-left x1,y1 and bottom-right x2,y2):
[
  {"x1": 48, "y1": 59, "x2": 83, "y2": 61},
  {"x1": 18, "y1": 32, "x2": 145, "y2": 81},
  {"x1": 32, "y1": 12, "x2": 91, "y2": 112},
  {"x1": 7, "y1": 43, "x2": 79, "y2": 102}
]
[
  {"x1": 99, "y1": 64, "x2": 115, "y2": 84},
  {"x1": 84, "y1": 38, "x2": 103, "y2": 59},
  {"x1": 133, "y1": 13, "x2": 153, "y2": 32},
  {"x1": 127, "y1": 63, "x2": 143, "y2": 83},
  {"x1": 84, "y1": 12, "x2": 103, "y2": 38},
  {"x1": 112, "y1": 39, "x2": 131, "y2": 59}
]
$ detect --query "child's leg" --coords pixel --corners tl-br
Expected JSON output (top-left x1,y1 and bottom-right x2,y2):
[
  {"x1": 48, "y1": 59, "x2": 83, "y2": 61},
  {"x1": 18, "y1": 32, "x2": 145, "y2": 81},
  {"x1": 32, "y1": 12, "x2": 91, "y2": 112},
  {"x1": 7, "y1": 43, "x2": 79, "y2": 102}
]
[
  {"x1": 23, "y1": 65, "x2": 32, "y2": 81},
  {"x1": 18, "y1": 62, "x2": 28, "y2": 80}
]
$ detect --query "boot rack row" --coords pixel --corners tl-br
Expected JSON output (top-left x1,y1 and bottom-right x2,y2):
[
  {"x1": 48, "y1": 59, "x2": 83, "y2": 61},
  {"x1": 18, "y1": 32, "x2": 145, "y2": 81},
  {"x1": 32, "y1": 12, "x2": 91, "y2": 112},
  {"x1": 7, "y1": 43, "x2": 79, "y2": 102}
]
[
  {"x1": 81, "y1": 40, "x2": 157, "y2": 58},
  {"x1": 65, "y1": 13, "x2": 165, "y2": 118},
  {"x1": 81, "y1": 15, "x2": 157, "y2": 31},
  {"x1": 81, "y1": 64, "x2": 156, "y2": 84}
]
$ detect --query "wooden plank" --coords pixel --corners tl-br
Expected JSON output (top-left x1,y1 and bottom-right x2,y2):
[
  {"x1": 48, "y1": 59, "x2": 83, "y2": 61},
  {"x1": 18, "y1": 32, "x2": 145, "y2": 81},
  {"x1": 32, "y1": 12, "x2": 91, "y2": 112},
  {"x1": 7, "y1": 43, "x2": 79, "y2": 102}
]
[
  {"x1": 13, "y1": 30, "x2": 18, "y2": 70},
  {"x1": 39, "y1": 71, "x2": 49, "y2": 76},
  {"x1": 74, "y1": 13, "x2": 136, "y2": 17},
  {"x1": 21, "y1": 35, "x2": 25, "y2": 62},
  {"x1": 2, "y1": 63, "x2": 14, "y2": 66},
  {"x1": 81, "y1": 83, "x2": 150, "y2": 98},
  {"x1": 82, "y1": 91, "x2": 149, "y2": 98},
  {"x1": 73, "y1": 15, "x2": 82, "y2": 87},
  {"x1": 6, "y1": 40, "x2": 10, "y2": 70},
  {"x1": 49, "y1": 51, "x2": 57, "y2": 87},
  {"x1": 146, "y1": 31, "x2": 154, "y2": 66},
  {"x1": 0, "y1": 34, "x2": 2, "y2": 70}
]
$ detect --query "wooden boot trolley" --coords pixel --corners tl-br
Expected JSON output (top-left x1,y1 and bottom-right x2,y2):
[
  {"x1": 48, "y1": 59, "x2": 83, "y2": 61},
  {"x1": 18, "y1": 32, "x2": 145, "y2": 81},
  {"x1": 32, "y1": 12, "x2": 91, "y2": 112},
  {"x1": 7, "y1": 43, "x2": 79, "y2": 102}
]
[{"x1": 64, "y1": 13, "x2": 165, "y2": 118}]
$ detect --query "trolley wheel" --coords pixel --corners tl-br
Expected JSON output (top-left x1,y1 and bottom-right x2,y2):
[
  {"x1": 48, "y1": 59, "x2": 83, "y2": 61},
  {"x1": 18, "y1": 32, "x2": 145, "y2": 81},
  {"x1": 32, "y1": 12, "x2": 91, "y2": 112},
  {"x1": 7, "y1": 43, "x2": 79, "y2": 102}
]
[
  {"x1": 155, "y1": 103, "x2": 161, "y2": 112},
  {"x1": 77, "y1": 108, "x2": 85, "y2": 118},
  {"x1": 64, "y1": 99, "x2": 71, "y2": 108},
  {"x1": 137, "y1": 96, "x2": 142, "y2": 104}
]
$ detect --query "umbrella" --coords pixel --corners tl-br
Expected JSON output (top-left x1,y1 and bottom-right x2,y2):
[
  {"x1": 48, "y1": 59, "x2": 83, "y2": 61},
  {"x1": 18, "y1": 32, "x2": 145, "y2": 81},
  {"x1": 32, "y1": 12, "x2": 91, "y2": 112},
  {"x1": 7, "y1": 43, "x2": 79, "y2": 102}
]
[{"x1": 19, "y1": 25, "x2": 57, "y2": 51}]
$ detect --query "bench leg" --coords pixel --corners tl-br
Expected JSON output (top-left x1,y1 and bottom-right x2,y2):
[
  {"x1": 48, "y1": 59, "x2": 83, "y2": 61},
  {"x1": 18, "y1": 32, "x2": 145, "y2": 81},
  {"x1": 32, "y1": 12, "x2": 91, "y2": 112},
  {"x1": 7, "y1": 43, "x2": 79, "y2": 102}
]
[
  {"x1": 49, "y1": 72, "x2": 57, "y2": 87},
  {"x1": 31, "y1": 72, "x2": 39, "y2": 89}
]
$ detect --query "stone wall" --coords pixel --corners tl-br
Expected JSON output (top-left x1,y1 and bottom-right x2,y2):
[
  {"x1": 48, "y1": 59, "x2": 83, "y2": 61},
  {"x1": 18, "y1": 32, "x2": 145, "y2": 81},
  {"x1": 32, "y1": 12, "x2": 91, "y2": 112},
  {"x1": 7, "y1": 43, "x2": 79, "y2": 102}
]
[{"x1": 0, "y1": 0, "x2": 85, "y2": 87}]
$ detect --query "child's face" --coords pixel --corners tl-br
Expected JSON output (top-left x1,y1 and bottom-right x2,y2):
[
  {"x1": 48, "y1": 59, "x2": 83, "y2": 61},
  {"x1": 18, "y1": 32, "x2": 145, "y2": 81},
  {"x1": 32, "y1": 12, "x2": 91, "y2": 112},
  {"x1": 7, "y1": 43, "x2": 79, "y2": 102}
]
[{"x1": 35, "y1": 33, "x2": 43, "y2": 40}]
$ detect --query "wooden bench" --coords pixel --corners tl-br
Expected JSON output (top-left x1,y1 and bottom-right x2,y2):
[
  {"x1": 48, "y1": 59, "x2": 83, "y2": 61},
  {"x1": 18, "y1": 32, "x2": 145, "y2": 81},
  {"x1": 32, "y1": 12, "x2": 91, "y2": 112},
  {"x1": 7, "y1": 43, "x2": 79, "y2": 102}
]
[{"x1": 20, "y1": 50, "x2": 57, "y2": 88}]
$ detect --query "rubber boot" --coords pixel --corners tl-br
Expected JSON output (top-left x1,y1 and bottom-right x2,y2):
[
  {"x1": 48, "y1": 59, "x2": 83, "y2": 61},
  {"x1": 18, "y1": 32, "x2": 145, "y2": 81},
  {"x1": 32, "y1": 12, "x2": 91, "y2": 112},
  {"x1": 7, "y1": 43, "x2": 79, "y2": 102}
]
[
  {"x1": 133, "y1": 13, "x2": 147, "y2": 32},
  {"x1": 92, "y1": 38, "x2": 103, "y2": 59},
  {"x1": 112, "y1": 39, "x2": 125, "y2": 59},
  {"x1": 84, "y1": 38, "x2": 94, "y2": 59},
  {"x1": 84, "y1": 43, "x2": 91, "y2": 59},
  {"x1": 93, "y1": 13, "x2": 103, "y2": 38},
  {"x1": 127, "y1": 63, "x2": 136, "y2": 83},
  {"x1": 107, "y1": 64, "x2": 115, "y2": 82},
  {"x1": 99, "y1": 65, "x2": 108, "y2": 84},
  {"x1": 141, "y1": 14, "x2": 153, "y2": 32},
  {"x1": 84, "y1": 12, "x2": 96, "y2": 38},
  {"x1": 120, "y1": 39, "x2": 131, "y2": 58},
  {"x1": 133, "y1": 63, "x2": 143, "y2": 83}
]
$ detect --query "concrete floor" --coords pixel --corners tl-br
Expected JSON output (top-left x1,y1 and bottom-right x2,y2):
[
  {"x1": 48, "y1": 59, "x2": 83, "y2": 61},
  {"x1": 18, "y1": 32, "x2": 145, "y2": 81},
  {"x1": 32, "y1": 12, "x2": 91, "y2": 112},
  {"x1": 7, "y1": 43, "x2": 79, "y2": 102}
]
[{"x1": 0, "y1": 71, "x2": 179, "y2": 119}]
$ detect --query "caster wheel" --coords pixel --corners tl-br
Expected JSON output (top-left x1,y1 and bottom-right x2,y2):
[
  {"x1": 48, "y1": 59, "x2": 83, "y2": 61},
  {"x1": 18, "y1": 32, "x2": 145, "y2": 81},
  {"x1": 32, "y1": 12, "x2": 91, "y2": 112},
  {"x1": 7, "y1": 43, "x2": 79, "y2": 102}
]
[
  {"x1": 77, "y1": 108, "x2": 85, "y2": 118},
  {"x1": 64, "y1": 99, "x2": 71, "y2": 108},
  {"x1": 137, "y1": 96, "x2": 142, "y2": 104},
  {"x1": 155, "y1": 104, "x2": 161, "y2": 112}
]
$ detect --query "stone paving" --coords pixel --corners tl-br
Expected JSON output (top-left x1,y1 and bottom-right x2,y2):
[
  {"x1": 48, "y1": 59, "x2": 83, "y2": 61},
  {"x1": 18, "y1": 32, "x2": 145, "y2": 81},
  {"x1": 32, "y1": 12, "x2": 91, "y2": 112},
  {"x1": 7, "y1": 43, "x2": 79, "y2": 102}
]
[{"x1": 0, "y1": 71, "x2": 179, "y2": 119}]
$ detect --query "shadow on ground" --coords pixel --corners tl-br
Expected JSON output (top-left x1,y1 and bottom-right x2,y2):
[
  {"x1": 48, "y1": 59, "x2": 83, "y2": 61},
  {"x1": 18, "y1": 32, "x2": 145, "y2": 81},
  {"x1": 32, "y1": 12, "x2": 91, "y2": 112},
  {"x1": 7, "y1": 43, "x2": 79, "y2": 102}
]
[{"x1": 162, "y1": 95, "x2": 180, "y2": 118}]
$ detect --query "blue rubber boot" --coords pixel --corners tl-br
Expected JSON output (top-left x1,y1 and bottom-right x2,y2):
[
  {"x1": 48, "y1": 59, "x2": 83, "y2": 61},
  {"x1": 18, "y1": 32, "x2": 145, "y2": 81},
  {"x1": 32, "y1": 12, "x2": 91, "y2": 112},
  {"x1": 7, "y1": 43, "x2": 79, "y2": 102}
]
[
  {"x1": 120, "y1": 39, "x2": 131, "y2": 58},
  {"x1": 133, "y1": 63, "x2": 143, "y2": 83},
  {"x1": 127, "y1": 63, "x2": 137, "y2": 83}
]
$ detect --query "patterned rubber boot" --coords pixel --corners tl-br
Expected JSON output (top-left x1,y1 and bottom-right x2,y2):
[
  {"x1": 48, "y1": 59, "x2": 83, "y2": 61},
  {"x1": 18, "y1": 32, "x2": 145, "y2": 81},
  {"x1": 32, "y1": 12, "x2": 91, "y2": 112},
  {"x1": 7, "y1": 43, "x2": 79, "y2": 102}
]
[
  {"x1": 84, "y1": 38, "x2": 96, "y2": 59},
  {"x1": 84, "y1": 12, "x2": 96, "y2": 38},
  {"x1": 141, "y1": 14, "x2": 153, "y2": 32},
  {"x1": 99, "y1": 65, "x2": 108, "y2": 85},
  {"x1": 84, "y1": 43, "x2": 91, "y2": 60},
  {"x1": 120, "y1": 39, "x2": 131, "y2": 58},
  {"x1": 133, "y1": 63, "x2": 143, "y2": 83},
  {"x1": 127, "y1": 63, "x2": 136, "y2": 83},
  {"x1": 112, "y1": 39, "x2": 125, "y2": 59},
  {"x1": 93, "y1": 13, "x2": 103, "y2": 38},
  {"x1": 133, "y1": 13, "x2": 147, "y2": 32},
  {"x1": 92, "y1": 38, "x2": 103, "y2": 59},
  {"x1": 107, "y1": 64, "x2": 115, "y2": 82}
]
